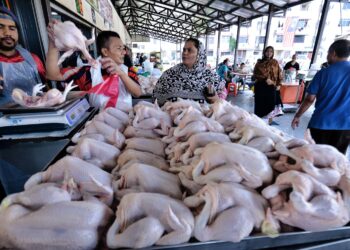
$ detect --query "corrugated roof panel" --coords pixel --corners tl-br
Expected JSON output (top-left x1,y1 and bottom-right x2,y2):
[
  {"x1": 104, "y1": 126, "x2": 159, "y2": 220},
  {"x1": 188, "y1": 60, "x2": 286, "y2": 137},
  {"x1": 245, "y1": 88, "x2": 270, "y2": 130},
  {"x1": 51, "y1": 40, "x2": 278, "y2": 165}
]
[{"x1": 210, "y1": 1, "x2": 234, "y2": 11}]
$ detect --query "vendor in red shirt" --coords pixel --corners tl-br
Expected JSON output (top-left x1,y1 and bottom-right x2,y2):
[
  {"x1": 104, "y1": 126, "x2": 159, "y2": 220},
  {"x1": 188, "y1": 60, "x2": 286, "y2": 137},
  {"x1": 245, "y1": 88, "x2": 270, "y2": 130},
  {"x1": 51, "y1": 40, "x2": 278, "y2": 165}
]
[
  {"x1": 0, "y1": 7, "x2": 45, "y2": 106},
  {"x1": 46, "y1": 22, "x2": 141, "y2": 110}
]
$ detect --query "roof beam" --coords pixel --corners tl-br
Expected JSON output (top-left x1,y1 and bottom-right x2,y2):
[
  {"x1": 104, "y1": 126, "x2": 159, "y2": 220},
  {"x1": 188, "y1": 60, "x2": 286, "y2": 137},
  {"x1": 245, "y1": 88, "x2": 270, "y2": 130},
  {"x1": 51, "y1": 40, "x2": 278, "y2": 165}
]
[{"x1": 127, "y1": 8, "x2": 200, "y2": 34}]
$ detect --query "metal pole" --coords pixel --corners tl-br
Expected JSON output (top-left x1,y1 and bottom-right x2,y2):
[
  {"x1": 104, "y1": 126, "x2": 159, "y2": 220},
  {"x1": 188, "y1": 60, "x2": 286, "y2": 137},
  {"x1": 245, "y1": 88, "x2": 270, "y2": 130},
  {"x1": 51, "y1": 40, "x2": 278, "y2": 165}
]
[
  {"x1": 160, "y1": 39, "x2": 163, "y2": 69},
  {"x1": 263, "y1": 5, "x2": 273, "y2": 49},
  {"x1": 205, "y1": 32, "x2": 209, "y2": 52},
  {"x1": 310, "y1": 0, "x2": 330, "y2": 67},
  {"x1": 234, "y1": 17, "x2": 241, "y2": 67},
  {"x1": 216, "y1": 25, "x2": 221, "y2": 68}
]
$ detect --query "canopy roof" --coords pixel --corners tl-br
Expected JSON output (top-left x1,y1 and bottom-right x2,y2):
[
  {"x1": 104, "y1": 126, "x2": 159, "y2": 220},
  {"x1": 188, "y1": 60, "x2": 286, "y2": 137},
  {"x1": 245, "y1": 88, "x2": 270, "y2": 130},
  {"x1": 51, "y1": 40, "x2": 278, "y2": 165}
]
[{"x1": 113, "y1": 0, "x2": 312, "y2": 42}]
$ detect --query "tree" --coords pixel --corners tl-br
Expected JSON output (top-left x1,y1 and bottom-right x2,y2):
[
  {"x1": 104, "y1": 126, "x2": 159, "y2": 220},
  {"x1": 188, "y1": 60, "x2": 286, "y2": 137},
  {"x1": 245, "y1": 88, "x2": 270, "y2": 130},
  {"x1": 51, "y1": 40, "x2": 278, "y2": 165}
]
[{"x1": 229, "y1": 36, "x2": 236, "y2": 53}]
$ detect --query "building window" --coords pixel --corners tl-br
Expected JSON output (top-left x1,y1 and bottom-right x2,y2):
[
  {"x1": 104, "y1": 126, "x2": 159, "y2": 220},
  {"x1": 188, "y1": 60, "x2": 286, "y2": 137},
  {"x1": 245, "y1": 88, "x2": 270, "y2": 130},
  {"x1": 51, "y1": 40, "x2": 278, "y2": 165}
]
[
  {"x1": 276, "y1": 35, "x2": 283, "y2": 43},
  {"x1": 294, "y1": 35, "x2": 305, "y2": 43},
  {"x1": 297, "y1": 19, "x2": 308, "y2": 31},
  {"x1": 301, "y1": 3, "x2": 309, "y2": 11},
  {"x1": 339, "y1": 19, "x2": 350, "y2": 27},
  {"x1": 221, "y1": 36, "x2": 230, "y2": 44},
  {"x1": 257, "y1": 21, "x2": 267, "y2": 30},
  {"x1": 132, "y1": 44, "x2": 138, "y2": 48},
  {"x1": 238, "y1": 36, "x2": 248, "y2": 43},
  {"x1": 207, "y1": 50, "x2": 214, "y2": 56},
  {"x1": 208, "y1": 36, "x2": 215, "y2": 44},
  {"x1": 343, "y1": 2, "x2": 350, "y2": 9},
  {"x1": 221, "y1": 51, "x2": 230, "y2": 56},
  {"x1": 256, "y1": 36, "x2": 265, "y2": 44}
]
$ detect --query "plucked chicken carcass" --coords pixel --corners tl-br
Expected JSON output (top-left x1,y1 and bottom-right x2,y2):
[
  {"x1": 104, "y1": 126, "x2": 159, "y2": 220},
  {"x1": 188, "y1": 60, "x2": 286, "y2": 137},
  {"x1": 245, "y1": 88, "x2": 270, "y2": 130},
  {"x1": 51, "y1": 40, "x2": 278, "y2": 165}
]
[
  {"x1": 113, "y1": 163, "x2": 182, "y2": 200},
  {"x1": 106, "y1": 193, "x2": 194, "y2": 248},
  {"x1": 133, "y1": 103, "x2": 172, "y2": 135},
  {"x1": 125, "y1": 137, "x2": 166, "y2": 157},
  {"x1": 184, "y1": 182, "x2": 267, "y2": 242},
  {"x1": 262, "y1": 170, "x2": 349, "y2": 232},
  {"x1": 94, "y1": 111, "x2": 127, "y2": 132},
  {"x1": 273, "y1": 141, "x2": 350, "y2": 186},
  {"x1": 172, "y1": 132, "x2": 230, "y2": 163},
  {"x1": 229, "y1": 117, "x2": 287, "y2": 145},
  {"x1": 104, "y1": 107, "x2": 130, "y2": 126},
  {"x1": 191, "y1": 142, "x2": 273, "y2": 188},
  {"x1": 24, "y1": 156, "x2": 114, "y2": 205},
  {"x1": 116, "y1": 149, "x2": 169, "y2": 171},
  {"x1": 51, "y1": 21, "x2": 96, "y2": 66},
  {"x1": 124, "y1": 125, "x2": 161, "y2": 139},
  {"x1": 12, "y1": 81, "x2": 77, "y2": 107},
  {"x1": 0, "y1": 201, "x2": 112, "y2": 249},
  {"x1": 0, "y1": 183, "x2": 71, "y2": 210},
  {"x1": 0, "y1": 184, "x2": 113, "y2": 250},
  {"x1": 72, "y1": 120, "x2": 125, "y2": 148},
  {"x1": 67, "y1": 138, "x2": 120, "y2": 170}
]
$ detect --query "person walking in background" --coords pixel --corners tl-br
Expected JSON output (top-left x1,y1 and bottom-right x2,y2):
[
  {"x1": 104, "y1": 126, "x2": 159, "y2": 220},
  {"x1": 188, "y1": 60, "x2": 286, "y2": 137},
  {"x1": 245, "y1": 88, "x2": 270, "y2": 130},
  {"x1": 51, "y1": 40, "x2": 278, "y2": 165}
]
[
  {"x1": 142, "y1": 56, "x2": 153, "y2": 74},
  {"x1": 139, "y1": 53, "x2": 145, "y2": 65},
  {"x1": 253, "y1": 46, "x2": 283, "y2": 124},
  {"x1": 291, "y1": 39, "x2": 350, "y2": 154},
  {"x1": 217, "y1": 58, "x2": 230, "y2": 84}
]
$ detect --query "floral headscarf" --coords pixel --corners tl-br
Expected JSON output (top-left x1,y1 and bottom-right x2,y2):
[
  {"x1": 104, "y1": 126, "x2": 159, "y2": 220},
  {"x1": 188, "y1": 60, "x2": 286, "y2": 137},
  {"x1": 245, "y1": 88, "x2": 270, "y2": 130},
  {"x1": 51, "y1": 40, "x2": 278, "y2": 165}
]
[
  {"x1": 253, "y1": 46, "x2": 283, "y2": 86},
  {"x1": 153, "y1": 40, "x2": 225, "y2": 106}
]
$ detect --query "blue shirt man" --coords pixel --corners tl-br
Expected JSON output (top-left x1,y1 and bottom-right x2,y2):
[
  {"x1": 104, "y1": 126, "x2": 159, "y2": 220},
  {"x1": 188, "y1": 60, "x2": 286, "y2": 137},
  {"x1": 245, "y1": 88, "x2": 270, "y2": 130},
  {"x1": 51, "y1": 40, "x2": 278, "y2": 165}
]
[{"x1": 291, "y1": 39, "x2": 350, "y2": 154}]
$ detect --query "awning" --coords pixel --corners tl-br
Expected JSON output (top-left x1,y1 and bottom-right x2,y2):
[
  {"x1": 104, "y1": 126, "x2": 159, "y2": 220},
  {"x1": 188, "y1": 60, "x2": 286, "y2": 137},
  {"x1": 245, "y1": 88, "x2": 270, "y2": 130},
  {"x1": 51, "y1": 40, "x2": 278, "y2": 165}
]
[{"x1": 113, "y1": 0, "x2": 313, "y2": 42}]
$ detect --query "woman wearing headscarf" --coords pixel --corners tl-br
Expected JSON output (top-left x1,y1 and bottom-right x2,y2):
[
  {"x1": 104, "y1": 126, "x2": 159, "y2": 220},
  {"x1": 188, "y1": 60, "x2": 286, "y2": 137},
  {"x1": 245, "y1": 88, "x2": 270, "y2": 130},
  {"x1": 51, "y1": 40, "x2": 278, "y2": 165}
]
[
  {"x1": 153, "y1": 38, "x2": 226, "y2": 106},
  {"x1": 253, "y1": 46, "x2": 283, "y2": 123}
]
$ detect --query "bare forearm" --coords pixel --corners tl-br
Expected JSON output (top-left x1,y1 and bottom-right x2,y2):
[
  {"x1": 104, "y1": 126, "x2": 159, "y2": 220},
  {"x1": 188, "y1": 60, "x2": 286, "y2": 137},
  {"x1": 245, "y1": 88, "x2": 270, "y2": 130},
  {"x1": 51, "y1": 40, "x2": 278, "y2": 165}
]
[
  {"x1": 295, "y1": 96, "x2": 315, "y2": 118},
  {"x1": 46, "y1": 42, "x2": 64, "y2": 81},
  {"x1": 119, "y1": 72, "x2": 142, "y2": 97}
]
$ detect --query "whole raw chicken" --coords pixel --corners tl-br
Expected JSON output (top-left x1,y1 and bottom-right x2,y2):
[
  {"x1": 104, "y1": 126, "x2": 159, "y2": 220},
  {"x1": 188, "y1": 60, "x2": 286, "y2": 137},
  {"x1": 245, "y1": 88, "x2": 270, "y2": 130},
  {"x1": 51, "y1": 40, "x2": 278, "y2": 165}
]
[
  {"x1": 184, "y1": 182, "x2": 267, "y2": 242},
  {"x1": 0, "y1": 184, "x2": 113, "y2": 249},
  {"x1": 262, "y1": 170, "x2": 349, "y2": 232},
  {"x1": 12, "y1": 81, "x2": 76, "y2": 107},
  {"x1": 192, "y1": 142, "x2": 273, "y2": 188},
  {"x1": 273, "y1": 141, "x2": 350, "y2": 186},
  {"x1": 67, "y1": 138, "x2": 120, "y2": 170},
  {"x1": 24, "y1": 156, "x2": 113, "y2": 205},
  {"x1": 0, "y1": 201, "x2": 112, "y2": 249},
  {"x1": 72, "y1": 120, "x2": 125, "y2": 148},
  {"x1": 113, "y1": 163, "x2": 182, "y2": 199},
  {"x1": 52, "y1": 21, "x2": 96, "y2": 66},
  {"x1": 106, "y1": 193, "x2": 194, "y2": 248}
]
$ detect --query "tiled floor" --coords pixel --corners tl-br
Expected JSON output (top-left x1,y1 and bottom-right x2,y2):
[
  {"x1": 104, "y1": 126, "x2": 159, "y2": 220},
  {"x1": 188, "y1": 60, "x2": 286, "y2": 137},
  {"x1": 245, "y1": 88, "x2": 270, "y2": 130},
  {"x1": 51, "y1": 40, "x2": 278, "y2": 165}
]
[{"x1": 227, "y1": 89, "x2": 350, "y2": 159}]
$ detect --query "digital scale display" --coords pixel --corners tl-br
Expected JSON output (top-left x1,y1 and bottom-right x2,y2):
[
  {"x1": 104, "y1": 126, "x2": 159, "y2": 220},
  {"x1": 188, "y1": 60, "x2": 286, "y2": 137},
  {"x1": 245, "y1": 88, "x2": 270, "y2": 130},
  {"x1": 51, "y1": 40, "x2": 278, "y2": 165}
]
[{"x1": 65, "y1": 98, "x2": 90, "y2": 126}]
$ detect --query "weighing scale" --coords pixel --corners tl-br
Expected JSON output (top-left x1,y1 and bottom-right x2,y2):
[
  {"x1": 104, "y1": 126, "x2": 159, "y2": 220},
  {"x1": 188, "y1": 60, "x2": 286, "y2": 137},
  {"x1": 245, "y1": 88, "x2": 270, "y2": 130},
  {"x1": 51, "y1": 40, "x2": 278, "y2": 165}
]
[{"x1": 0, "y1": 97, "x2": 90, "y2": 135}]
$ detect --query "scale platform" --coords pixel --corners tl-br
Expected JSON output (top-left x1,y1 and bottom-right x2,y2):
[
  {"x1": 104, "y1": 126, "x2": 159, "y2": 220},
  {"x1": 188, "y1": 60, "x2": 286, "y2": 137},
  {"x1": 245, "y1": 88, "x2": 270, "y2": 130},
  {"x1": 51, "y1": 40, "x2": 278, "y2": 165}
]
[{"x1": 0, "y1": 97, "x2": 90, "y2": 135}]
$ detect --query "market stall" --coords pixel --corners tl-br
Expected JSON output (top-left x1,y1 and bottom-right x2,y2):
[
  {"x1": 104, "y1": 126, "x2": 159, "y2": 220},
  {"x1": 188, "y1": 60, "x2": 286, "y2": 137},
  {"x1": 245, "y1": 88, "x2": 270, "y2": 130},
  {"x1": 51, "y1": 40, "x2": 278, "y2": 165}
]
[{"x1": 0, "y1": 96, "x2": 349, "y2": 249}]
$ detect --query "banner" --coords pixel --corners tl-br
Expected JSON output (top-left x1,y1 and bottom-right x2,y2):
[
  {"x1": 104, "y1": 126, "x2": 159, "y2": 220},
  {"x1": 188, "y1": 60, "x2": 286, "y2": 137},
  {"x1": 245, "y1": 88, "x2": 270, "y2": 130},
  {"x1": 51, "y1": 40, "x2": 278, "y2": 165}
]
[
  {"x1": 87, "y1": 0, "x2": 99, "y2": 10},
  {"x1": 99, "y1": 0, "x2": 112, "y2": 24},
  {"x1": 283, "y1": 17, "x2": 298, "y2": 47}
]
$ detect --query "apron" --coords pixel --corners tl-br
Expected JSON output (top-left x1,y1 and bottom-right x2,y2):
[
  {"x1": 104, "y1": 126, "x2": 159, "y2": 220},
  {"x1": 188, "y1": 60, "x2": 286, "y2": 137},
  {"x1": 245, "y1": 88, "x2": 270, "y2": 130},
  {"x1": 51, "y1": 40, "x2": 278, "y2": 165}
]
[{"x1": 0, "y1": 46, "x2": 41, "y2": 106}]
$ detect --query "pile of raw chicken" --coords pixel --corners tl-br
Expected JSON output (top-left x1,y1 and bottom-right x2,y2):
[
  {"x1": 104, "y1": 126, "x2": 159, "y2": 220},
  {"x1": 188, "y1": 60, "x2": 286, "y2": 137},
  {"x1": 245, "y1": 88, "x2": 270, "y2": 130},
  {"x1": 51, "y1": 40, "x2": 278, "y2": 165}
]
[{"x1": 1, "y1": 98, "x2": 350, "y2": 249}]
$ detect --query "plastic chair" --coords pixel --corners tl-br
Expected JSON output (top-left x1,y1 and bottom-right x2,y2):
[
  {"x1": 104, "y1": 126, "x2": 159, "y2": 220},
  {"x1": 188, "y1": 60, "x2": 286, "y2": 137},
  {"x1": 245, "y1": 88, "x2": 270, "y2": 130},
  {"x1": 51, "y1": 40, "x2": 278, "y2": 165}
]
[{"x1": 227, "y1": 82, "x2": 238, "y2": 96}]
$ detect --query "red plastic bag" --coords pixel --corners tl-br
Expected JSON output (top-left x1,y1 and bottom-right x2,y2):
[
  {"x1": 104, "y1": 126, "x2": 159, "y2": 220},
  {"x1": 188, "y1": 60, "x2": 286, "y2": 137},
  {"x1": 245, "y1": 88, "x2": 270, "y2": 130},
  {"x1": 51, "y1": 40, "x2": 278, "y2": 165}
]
[{"x1": 88, "y1": 74, "x2": 119, "y2": 108}]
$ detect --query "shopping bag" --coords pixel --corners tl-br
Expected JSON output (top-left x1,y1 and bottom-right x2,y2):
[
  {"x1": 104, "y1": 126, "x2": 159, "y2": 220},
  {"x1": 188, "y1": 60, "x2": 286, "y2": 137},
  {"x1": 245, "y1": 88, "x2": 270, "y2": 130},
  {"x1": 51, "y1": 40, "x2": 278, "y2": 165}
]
[{"x1": 88, "y1": 74, "x2": 119, "y2": 109}]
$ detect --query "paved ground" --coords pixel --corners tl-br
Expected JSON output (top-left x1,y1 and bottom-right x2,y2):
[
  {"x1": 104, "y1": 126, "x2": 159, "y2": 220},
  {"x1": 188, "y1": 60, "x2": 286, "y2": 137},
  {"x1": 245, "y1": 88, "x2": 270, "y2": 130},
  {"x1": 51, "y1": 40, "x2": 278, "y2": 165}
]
[{"x1": 227, "y1": 89, "x2": 350, "y2": 159}]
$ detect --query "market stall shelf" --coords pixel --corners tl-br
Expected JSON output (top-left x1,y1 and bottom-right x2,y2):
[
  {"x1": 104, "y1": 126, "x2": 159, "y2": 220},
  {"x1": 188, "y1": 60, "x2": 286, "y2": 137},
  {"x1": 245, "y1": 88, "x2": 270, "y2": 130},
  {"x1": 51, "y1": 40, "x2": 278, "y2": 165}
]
[{"x1": 140, "y1": 226, "x2": 350, "y2": 250}]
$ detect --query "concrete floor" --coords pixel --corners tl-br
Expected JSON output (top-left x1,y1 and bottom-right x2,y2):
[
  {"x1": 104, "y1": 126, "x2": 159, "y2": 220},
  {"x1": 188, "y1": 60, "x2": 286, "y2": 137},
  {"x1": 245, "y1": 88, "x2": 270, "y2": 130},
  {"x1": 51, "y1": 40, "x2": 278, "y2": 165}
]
[{"x1": 227, "y1": 89, "x2": 350, "y2": 159}]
